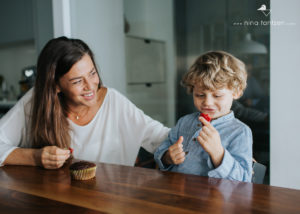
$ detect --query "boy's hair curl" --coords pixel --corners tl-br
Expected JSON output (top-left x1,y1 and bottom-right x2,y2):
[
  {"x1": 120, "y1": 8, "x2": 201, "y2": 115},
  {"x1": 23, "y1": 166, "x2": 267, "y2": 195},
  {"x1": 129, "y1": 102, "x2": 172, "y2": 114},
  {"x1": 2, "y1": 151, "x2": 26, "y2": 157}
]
[{"x1": 181, "y1": 51, "x2": 247, "y2": 96}]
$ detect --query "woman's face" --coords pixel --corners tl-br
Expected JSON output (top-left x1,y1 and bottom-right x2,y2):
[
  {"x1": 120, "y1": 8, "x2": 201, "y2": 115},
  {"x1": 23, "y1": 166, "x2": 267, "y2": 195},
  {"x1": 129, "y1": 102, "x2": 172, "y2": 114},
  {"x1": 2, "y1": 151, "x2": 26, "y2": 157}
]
[{"x1": 57, "y1": 54, "x2": 100, "y2": 108}]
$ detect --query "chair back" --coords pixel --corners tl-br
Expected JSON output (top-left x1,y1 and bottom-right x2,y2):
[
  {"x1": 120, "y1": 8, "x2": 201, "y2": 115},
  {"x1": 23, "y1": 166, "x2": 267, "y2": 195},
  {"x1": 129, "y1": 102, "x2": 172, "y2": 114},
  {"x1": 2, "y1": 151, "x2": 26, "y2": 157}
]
[{"x1": 252, "y1": 158, "x2": 267, "y2": 184}]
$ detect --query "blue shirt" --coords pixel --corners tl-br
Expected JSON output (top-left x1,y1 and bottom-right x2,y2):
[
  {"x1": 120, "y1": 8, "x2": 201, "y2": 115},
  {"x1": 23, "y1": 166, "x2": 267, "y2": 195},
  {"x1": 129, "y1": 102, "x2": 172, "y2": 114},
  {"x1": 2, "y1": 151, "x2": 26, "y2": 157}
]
[{"x1": 154, "y1": 111, "x2": 253, "y2": 182}]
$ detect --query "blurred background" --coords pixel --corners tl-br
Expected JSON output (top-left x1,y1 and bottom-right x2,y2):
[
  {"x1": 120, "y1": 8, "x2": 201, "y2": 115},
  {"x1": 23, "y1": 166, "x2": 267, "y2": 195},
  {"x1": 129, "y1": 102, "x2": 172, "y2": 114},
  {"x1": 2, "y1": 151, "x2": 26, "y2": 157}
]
[{"x1": 0, "y1": 0, "x2": 299, "y2": 189}]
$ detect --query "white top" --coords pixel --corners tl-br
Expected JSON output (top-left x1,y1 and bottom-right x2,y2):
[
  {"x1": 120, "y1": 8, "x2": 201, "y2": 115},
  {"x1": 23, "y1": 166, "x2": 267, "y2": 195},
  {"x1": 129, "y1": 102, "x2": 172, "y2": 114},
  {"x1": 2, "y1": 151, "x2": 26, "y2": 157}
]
[{"x1": 0, "y1": 88, "x2": 170, "y2": 166}]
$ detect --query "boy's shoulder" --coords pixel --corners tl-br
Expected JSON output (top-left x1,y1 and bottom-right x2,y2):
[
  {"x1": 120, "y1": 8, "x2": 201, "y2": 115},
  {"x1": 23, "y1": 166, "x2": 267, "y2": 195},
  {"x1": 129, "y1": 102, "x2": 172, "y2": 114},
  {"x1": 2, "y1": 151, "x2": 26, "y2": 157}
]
[
  {"x1": 227, "y1": 116, "x2": 252, "y2": 135},
  {"x1": 214, "y1": 112, "x2": 252, "y2": 133}
]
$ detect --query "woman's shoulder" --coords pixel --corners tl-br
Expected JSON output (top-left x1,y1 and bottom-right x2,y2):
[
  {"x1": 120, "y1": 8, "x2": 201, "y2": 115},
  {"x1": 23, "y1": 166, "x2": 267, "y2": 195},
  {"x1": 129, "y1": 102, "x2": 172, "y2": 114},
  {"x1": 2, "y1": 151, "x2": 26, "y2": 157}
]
[
  {"x1": 105, "y1": 87, "x2": 132, "y2": 104},
  {"x1": 106, "y1": 87, "x2": 125, "y2": 98},
  {"x1": 12, "y1": 88, "x2": 34, "y2": 111},
  {"x1": 21, "y1": 88, "x2": 34, "y2": 103}
]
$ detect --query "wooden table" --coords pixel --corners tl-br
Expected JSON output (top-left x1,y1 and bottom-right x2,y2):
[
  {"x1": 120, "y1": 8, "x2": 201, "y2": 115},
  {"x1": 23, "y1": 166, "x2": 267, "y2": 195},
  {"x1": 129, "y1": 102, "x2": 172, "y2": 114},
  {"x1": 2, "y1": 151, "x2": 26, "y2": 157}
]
[{"x1": 0, "y1": 160, "x2": 300, "y2": 214}]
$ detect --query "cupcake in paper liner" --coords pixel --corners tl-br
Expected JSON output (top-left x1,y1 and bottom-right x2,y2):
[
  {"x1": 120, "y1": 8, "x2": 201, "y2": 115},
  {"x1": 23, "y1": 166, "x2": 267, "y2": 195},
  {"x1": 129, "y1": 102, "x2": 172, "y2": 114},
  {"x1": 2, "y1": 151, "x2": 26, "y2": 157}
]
[{"x1": 69, "y1": 161, "x2": 97, "y2": 180}]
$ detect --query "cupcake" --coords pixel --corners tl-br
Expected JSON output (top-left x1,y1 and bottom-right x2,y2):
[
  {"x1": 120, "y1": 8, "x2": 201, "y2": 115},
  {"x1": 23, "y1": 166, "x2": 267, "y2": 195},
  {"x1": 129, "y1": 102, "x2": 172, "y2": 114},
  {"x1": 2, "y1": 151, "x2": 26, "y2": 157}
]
[{"x1": 69, "y1": 161, "x2": 97, "y2": 180}]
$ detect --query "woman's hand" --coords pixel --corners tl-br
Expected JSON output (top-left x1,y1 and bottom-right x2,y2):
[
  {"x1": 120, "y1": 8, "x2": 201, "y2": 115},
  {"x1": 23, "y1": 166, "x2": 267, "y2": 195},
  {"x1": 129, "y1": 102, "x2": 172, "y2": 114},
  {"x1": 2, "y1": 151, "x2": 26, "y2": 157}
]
[
  {"x1": 36, "y1": 146, "x2": 71, "y2": 169},
  {"x1": 197, "y1": 117, "x2": 224, "y2": 168},
  {"x1": 163, "y1": 136, "x2": 185, "y2": 165}
]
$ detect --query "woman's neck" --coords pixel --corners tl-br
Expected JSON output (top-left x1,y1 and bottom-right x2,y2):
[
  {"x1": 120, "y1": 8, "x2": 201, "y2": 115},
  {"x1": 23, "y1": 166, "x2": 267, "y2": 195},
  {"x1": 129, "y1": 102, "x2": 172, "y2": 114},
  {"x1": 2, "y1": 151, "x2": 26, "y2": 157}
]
[{"x1": 67, "y1": 87, "x2": 107, "y2": 125}]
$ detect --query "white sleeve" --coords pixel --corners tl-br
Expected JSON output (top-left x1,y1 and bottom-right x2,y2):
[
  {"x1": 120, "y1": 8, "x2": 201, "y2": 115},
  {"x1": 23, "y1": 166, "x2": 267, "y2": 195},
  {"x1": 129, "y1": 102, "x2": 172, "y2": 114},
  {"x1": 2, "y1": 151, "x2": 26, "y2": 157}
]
[
  {"x1": 0, "y1": 89, "x2": 33, "y2": 166},
  {"x1": 139, "y1": 114, "x2": 170, "y2": 153},
  {"x1": 113, "y1": 89, "x2": 170, "y2": 154}
]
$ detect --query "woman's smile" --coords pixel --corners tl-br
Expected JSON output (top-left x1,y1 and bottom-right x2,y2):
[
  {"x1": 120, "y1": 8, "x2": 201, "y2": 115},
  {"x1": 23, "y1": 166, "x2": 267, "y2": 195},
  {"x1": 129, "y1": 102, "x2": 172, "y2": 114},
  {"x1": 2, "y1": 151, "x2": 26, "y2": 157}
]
[{"x1": 82, "y1": 91, "x2": 95, "y2": 100}]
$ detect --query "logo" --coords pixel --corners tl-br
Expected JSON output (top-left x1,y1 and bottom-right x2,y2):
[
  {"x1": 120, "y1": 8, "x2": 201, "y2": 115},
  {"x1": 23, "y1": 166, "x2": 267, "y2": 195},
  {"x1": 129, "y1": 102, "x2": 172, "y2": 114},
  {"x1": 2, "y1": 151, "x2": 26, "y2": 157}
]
[{"x1": 257, "y1": 4, "x2": 271, "y2": 17}]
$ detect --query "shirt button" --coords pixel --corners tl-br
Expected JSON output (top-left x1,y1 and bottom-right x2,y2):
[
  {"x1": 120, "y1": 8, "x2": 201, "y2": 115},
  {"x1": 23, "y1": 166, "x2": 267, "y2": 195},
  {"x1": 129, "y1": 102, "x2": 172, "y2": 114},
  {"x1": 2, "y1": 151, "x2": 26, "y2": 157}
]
[
  {"x1": 197, "y1": 123, "x2": 201, "y2": 127},
  {"x1": 193, "y1": 137, "x2": 197, "y2": 141}
]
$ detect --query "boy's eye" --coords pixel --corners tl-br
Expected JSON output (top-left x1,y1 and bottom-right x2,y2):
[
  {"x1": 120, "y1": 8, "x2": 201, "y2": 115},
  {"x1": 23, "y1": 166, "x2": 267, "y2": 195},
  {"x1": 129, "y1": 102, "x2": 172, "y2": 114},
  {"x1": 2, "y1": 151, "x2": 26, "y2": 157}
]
[
  {"x1": 196, "y1": 94, "x2": 205, "y2": 97},
  {"x1": 214, "y1": 94, "x2": 223, "y2": 97}
]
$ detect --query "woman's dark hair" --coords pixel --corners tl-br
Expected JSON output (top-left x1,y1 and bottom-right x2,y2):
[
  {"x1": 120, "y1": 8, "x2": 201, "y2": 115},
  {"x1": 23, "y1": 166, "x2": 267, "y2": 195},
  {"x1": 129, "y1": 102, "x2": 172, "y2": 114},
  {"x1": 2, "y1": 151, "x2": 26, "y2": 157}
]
[{"x1": 31, "y1": 36, "x2": 102, "y2": 148}]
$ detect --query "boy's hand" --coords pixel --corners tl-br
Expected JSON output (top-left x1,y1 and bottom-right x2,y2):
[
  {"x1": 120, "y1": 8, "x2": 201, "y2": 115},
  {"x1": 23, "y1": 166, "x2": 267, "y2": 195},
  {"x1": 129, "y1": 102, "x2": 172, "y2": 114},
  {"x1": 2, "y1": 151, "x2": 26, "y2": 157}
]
[
  {"x1": 165, "y1": 136, "x2": 185, "y2": 165},
  {"x1": 197, "y1": 117, "x2": 224, "y2": 167}
]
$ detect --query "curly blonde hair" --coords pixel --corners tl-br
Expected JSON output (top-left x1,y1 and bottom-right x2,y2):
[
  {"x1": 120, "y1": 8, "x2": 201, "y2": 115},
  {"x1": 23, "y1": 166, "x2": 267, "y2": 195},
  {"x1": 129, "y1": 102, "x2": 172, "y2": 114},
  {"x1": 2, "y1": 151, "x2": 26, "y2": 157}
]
[{"x1": 181, "y1": 51, "x2": 247, "y2": 96}]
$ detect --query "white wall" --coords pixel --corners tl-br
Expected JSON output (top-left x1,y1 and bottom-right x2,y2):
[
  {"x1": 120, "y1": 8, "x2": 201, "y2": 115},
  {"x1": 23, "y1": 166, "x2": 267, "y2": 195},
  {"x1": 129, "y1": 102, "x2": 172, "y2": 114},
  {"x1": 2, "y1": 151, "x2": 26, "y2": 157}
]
[
  {"x1": 270, "y1": 0, "x2": 300, "y2": 189},
  {"x1": 124, "y1": 0, "x2": 176, "y2": 126},
  {"x1": 53, "y1": 0, "x2": 126, "y2": 94},
  {"x1": 70, "y1": 0, "x2": 126, "y2": 94}
]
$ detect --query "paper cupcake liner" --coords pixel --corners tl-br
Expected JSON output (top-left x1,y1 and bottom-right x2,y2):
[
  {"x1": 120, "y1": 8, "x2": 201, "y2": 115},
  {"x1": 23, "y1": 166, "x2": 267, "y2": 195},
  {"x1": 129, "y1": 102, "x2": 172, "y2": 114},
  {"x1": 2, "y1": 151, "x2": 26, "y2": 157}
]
[{"x1": 70, "y1": 166, "x2": 96, "y2": 180}]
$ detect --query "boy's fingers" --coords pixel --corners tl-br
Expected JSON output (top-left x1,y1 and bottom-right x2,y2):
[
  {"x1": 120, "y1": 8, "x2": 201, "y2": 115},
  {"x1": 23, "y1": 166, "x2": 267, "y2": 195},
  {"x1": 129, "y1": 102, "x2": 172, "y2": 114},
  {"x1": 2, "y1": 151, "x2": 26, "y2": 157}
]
[
  {"x1": 197, "y1": 136, "x2": 205, "y2": 145},
  {"x1": 199, "y1": 117, "x2": 214, "y2": 130},
  {"x1": 199, "y1": 117, "x2": 210, "y2": 125},
  {"x1": 175, "y1": 157, "x2": 185, "y2": 165},
  {"x1": 175, "y1": 151, "x2": 185, "y2": 159},
  {"x1": 170, "y1": 146, "x2": 184, "y2": 156},
  {"x1": 170, "y1": 136, "x2": 184, "y2": 152},
  {"x1": 176, "y1": 136, "x2": 184, "y2": 145},
  {"x1": 169, "y1": 142, "x2": 182, "y2": 152}
]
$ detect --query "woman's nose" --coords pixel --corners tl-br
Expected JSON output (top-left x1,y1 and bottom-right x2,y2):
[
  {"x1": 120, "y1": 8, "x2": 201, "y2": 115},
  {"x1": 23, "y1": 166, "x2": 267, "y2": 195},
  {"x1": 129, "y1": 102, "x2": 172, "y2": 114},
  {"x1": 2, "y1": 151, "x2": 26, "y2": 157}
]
[{"x1": 83, "y1": 79, "x2": 92, "y2": 90}]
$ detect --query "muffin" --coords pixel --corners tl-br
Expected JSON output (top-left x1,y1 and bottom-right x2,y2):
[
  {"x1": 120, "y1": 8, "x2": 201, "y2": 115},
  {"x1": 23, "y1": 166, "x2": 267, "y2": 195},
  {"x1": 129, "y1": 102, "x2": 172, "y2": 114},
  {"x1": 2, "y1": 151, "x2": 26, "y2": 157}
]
[{"x1": 69, "y1": 161, "x2": 97, "y2": 180}]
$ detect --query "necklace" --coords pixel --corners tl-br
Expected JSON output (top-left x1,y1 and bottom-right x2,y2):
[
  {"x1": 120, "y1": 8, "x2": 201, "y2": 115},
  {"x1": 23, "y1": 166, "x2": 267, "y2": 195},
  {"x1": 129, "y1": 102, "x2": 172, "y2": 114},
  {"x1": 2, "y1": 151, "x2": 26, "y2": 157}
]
[{"x1": 71, "y1": 110, "x2": 85, "y2": 120}]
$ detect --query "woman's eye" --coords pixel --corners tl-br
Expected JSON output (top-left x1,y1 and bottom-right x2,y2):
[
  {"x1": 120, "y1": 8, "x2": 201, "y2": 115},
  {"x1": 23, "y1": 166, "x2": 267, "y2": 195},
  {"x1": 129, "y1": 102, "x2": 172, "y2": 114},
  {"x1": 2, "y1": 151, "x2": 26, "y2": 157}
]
[
  {"x1": 72, "y1": 80, "x2": 82, "y2": 85},
  {"x1": 196, "y1": 94, "x2": 204, "y2": 97},
  {"x1": 89, "y1": 71, "x2": 97, "y2": 78}
]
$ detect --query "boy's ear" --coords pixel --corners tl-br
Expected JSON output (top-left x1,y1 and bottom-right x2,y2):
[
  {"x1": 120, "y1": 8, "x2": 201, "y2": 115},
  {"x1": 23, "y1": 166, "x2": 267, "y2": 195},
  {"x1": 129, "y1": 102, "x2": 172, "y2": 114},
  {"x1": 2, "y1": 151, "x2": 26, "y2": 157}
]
[{"x1": 233, "y1": 90, "x2": 242, "y2": 99}]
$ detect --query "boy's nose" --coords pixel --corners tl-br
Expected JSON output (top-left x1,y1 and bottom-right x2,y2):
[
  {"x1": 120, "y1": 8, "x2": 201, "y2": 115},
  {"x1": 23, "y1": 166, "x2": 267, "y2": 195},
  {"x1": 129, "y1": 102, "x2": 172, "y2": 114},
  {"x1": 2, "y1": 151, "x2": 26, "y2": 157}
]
[{"x1": 203, "y1": 96, "x2": 213, "y2": 105}]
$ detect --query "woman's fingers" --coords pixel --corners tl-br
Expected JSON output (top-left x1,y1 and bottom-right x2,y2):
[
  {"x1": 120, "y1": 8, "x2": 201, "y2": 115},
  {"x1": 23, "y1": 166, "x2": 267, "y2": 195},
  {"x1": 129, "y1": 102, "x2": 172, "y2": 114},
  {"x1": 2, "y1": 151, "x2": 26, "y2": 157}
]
[
  {"x1": 42, "y1": 159, "x2": 65, "y2": 169},
  {"x1": 40, "y1": 146, "x2": 70, "y2": 169},
  {"x1": 47, "y1": 153, "x2": 70, "y2": 161}
]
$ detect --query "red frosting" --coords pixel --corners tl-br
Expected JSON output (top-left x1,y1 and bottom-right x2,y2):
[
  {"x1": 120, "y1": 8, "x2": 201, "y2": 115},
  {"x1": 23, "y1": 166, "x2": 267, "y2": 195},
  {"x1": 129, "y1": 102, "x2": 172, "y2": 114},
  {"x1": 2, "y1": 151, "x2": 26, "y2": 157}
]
[
  {"x1": 200, "y1": 113, "x2": 211, "y2": 122},
  {"x1": 69, "y1": 147, "x2": 74, "y2": 154}
]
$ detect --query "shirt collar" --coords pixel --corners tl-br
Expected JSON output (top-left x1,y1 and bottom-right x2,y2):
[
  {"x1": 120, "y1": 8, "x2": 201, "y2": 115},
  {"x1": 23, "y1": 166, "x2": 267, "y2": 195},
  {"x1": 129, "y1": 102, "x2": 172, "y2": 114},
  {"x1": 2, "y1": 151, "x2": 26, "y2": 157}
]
[{"x1": 198, "y1": 111, "x2": 234, "y2": 125}]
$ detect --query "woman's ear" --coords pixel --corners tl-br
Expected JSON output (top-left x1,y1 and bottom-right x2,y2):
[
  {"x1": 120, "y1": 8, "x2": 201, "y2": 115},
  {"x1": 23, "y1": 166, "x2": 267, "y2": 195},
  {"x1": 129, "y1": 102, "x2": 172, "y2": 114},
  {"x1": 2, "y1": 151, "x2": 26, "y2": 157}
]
[{"x1": 56, "y1": 85, "x2": 61, "y2": 94}]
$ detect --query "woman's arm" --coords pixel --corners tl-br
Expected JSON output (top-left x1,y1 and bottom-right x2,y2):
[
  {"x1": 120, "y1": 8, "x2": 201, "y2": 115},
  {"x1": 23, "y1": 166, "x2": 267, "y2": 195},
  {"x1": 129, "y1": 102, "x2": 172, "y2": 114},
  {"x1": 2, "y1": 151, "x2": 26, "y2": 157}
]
[
  {"x1": 3, "y1": 148, "x2": 40, "y2": 166},
  {"x1": 3, "y1": 146, "x2": 70, "y2": 169},
  {"x1": 0, "y1": 89, "x2": 70, "y2": 169},
  {"x1": 0, "y1": 90, "x2": 32, "y2": 166},
  {"x1": 112, "y1": 89, "x2": 170, "y2": 153}
]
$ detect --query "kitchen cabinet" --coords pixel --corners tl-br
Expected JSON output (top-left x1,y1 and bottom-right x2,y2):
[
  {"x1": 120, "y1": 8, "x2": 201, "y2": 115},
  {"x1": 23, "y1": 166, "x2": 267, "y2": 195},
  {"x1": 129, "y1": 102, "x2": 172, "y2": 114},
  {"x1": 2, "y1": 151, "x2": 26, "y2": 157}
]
[
  {"x1": 125, "y1": 35, "x2": 168, "y2": 124},
  {"x1": 0, "y1": 0, "x2": 34, "y2": 45}
]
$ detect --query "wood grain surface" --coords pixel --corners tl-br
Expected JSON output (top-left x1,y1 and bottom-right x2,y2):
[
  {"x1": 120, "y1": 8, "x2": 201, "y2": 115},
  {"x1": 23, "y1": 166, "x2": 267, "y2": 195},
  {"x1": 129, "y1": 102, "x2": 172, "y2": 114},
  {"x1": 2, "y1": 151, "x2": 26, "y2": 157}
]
[{"x1": 0, "y1": 159, "x2": 300, "y2": 214}]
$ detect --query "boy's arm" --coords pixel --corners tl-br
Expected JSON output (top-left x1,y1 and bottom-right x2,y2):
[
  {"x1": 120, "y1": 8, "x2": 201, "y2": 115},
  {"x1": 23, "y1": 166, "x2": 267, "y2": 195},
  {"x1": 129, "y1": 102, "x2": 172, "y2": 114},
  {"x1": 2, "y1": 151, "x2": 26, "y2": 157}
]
[
  {"x1": 207, "y1": 126, "x2": 253, "y2": 182},
  {"x1": 198, "y1": 117, "x2": 225, "y2": 168},
  {"x1": 154, "y1": 119, "x2": 183, "y2": 170},
  {"x1": 154, "y1": 138, "x2": 174, "y2": 170}
]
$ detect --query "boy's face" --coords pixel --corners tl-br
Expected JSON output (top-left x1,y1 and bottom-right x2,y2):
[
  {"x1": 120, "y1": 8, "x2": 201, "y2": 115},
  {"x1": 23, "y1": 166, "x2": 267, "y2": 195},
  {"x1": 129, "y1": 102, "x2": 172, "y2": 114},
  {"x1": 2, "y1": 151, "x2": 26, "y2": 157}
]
[{"x1": 193, "y1": 85, "x2": 239, "y2": 120}]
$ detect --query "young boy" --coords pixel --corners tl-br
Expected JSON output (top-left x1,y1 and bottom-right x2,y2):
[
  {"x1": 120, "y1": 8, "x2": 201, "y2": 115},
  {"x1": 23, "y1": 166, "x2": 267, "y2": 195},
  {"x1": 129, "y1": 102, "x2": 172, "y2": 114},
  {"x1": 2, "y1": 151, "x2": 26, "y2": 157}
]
[{"x1": 154, "y1": 51, "x2": 252, "y2": 182}]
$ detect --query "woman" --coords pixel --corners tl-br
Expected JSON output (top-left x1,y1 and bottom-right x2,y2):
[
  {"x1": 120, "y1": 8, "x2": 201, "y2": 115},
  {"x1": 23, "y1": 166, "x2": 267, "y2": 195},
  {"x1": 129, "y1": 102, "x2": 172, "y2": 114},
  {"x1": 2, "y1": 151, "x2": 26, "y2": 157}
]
[{"x1": 0, "y1": 37, "x2": 169, "y2": 169}]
